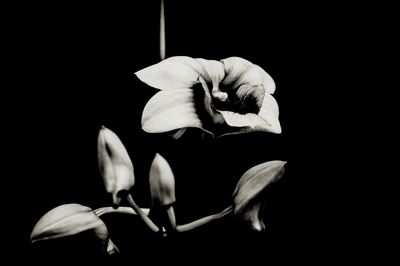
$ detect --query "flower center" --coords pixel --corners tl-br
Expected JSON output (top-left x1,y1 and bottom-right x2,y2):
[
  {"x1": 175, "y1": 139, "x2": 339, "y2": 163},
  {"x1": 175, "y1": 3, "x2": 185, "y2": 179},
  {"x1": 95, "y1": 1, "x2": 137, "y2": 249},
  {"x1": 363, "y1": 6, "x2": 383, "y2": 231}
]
[{"x1": 211, "y1": 84, "x2": 265, "y2": 114}]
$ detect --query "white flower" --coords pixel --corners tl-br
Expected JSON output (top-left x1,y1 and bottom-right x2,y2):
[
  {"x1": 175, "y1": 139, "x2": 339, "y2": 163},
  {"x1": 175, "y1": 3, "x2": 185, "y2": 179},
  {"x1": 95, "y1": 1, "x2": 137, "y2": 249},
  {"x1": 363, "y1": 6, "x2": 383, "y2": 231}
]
[{"x1": 136, "y1": 56, "x2": 281, "y2": 138}]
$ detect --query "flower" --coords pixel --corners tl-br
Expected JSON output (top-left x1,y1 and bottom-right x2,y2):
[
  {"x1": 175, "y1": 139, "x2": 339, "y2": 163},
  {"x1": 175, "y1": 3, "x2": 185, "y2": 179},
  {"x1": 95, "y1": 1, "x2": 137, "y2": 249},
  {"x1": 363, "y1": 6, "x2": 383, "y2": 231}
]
[
  {"x1": 136, "y1": 56, "x2": 281, "y2": 138},
  {"x1": 232, "y1": 160, "x2": 286, "y2": 231},
  {"x1": 30, "y1": 204, "x2": 119, "y2": 255},
  {"x1": 97, "y1": 126, "x2": 135, "y2": 206}
]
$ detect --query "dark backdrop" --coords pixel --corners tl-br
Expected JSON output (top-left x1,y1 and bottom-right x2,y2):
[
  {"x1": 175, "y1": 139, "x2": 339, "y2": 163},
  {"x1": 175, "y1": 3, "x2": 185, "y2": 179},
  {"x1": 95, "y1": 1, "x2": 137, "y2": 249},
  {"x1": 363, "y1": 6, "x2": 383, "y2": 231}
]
[{"x1": 9, "y1": 0, "x2": 370, "y2": 263}]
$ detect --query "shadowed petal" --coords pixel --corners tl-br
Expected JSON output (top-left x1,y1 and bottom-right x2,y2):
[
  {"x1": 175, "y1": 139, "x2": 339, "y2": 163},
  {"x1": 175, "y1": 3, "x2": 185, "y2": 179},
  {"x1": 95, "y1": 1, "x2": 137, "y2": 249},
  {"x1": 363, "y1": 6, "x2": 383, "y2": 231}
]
[
  {"x1": 221, "y1": 57, "x2": 252, "y2": 87},
  {"x1": 195, "y1": 58, "x2": 226, "y2": 100},
  {"x1": 142, "y1": 89, "x2": 207, "y2": 133},
  {"x1": 221, "y1": 57, "x2": 276, "y2": 94}
]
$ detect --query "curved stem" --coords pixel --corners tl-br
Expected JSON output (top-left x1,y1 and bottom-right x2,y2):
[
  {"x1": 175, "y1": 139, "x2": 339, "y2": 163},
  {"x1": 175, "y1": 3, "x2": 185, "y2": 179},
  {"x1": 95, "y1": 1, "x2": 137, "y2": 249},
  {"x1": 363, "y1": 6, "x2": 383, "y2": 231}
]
[
  {"x1": 127, "y1": 194, "x2": 159, "y2": 233},
  {"x1": 176, "y1": 205, "x2": 233, "y2": 232},
  {"x1": 94, "y1": 206, "x2": 150, "y2": 217},
  {"x1": 166, "y1": 206, "x2": 176, "y2": 231}
]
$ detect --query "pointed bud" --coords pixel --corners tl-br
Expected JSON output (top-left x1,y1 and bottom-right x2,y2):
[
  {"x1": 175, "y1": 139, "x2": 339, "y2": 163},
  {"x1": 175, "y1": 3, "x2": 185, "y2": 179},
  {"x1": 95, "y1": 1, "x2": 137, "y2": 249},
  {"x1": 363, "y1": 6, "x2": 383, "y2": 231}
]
[
  {"x1": 30, "y1": 204, "x2": 119, "y2": 254},
  {"x1": 149, "y1": 153, "x2": 176, "y2": 206},
  {"x1": 98, "y1": 126, "x2": 135, "y2": 206},
  {"x1": 232, "y1": 161, "x2": 286, "y2": 231}
]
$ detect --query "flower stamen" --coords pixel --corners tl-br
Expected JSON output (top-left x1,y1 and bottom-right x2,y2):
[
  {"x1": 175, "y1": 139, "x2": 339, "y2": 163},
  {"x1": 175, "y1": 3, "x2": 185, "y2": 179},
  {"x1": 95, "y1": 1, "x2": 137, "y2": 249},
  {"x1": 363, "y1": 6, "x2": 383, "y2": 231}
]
[{"x1": 211, "y1": 87, "x2": 228, "y2": 102}]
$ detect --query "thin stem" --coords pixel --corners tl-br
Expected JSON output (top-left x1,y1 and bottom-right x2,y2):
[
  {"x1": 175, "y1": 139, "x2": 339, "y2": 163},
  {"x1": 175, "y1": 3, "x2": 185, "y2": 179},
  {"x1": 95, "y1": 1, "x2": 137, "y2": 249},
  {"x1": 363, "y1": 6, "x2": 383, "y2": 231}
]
[
  {"x1": 94, "y1": 206, "x2": 150, "y2": 217},
  {"x1": 127, "y1": 194, "x2": 159, "y2": 233},
  {"x1": 176, "y1": 205, "x2": 233, "y2": 232},
  {"x1": 159, "y1": 0, "x2": 165, "y2": 60},
  {"x1": 166, "y1": 206, "x2": 176, "y2": 231}
]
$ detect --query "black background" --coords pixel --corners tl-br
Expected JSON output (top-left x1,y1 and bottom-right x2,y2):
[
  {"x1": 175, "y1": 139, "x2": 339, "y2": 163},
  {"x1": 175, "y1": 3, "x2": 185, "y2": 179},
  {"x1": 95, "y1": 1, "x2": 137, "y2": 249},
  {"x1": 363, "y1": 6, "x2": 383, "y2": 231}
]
[{"x1": 7, "y1": 0, "x2": 383, "y2": 263}]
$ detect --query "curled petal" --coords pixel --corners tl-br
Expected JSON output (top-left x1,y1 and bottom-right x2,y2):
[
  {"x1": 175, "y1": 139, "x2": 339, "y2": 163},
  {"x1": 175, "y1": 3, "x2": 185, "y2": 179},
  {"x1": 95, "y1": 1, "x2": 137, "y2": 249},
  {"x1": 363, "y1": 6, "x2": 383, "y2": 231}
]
[
  {"x1": 221, "y1": 57, "x2": 276, "y2": 94},
  {"x1": 218, "y1": 111, "x2": 275, "y2": 135},
  {"x1": 240, "y1": 201, "x2": 266, "y2": 232},
  {"x1": 98, "y1": 127, "x2": 134, "y2": 206},
  {"x1": 149, "y1": 153, "x2": 176, "y2": 206},
  {"x1": 217, "y1": 91, "x2": 281, "y2": 135},
  {"x1": 197, "y1": 76, "x2": 226, "y2": 125},
  {"x1": 142, "y1": 89, "x2": 204, "y2": 134},
  {"x1": 31, "y1": 204, "x2": 107, "y2": 243},
  {"x1": 233, "y1": 161, "x2": 286, "y2": 215},
  {"x1": 135, "y1": 56, "x2": 205, "y2": 90},
  {"x1": 195, "y1": 58, "x2": 225, "y2": 97},
  {"x1": 221, "y1": 57, "x2": 253, "y2": 87},
  {"x1": 258, "y1": 93, "x2": 281, "y2": 134}
]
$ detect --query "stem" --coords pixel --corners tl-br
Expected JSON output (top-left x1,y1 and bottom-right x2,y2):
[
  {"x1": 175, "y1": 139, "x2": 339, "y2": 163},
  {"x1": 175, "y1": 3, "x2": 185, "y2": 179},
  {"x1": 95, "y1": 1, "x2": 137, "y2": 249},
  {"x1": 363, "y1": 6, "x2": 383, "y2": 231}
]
[
  {"x1": 166, "y1": 206, "x2": 176, "y2": 231},
  {"x1": 127, "y1": 194, "x2": 159, "y2": 233},
  {"x1": 159, "y1": 0, "x2": 165, "y2": 60},
  {"x1": 176, "y1": 205, "x2": 233, "y2": 232},
  {"x1": 94, "y1": 206, "x2": 150, "y2": 217}
]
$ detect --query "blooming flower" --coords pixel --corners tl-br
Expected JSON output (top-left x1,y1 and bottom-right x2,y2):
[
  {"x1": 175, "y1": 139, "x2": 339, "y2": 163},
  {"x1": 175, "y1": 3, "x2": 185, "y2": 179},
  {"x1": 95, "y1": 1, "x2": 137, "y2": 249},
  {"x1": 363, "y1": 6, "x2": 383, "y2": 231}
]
[
  {"x1": 232, "y1": 160, "x2": 286, "y2": 231},
  {"x1": 136, "y1": 56, "x2": 281, "y2": 138},
  {"x1": 31, "y1": 204, "x2": 119, "y2": 255},
  {"x1": 97, "y1": 126, "x2": 135, "y2": 206}
]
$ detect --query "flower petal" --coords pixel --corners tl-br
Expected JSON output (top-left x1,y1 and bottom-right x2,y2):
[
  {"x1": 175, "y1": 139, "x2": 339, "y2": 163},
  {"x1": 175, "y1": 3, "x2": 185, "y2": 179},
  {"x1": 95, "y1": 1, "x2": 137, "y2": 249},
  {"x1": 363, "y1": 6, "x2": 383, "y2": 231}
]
[
  {"x1": 221, "y1": 57, "x2": 253, "y2": 87},
  {"x1": 149, "y1": 153, "x2": 176, "y2": 206},
  {"x1": 217, "y1": 112, "x2": 274, "y2": 135},
  {"x1": 197, "y1": 76, "x2": 226, "y2": 125},
  {"x1": 221, "y1": 57, "x2": 276, "y2": 94},
  {"x1": 30, "y1": 204, "x2": 106, "y2": 243},
  {"x1": 239, "y1": 201, "x2": 266, "y2": 232},
  {"x1": 195, "y1": 58, "x2": 225, "y2": 91},
  {"x1": 142, "y1": 89, "x2": 205, "y2": 133},
  {"x1": 233, "y1": 161, "x2": 286, "y2": 215},
  {"x1": 216, "y1": 92, "x2": 281, "y2": 135},
  {"x1": 98, "y1": 127, "x2": 135, "y2": 205},
  {"x1": 258, "y1": 93, "x2": 281, "y2": 134},
  {"x1": 135, "y1": 56, "x2": 205, "y2": 90}
]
